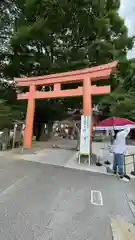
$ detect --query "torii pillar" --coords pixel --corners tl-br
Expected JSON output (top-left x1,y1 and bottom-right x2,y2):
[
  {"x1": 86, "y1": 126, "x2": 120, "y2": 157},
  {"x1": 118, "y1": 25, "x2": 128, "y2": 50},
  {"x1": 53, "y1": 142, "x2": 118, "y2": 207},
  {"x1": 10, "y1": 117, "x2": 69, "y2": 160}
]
[
  {"x1": 83, "y1": 77, "x2": 93, "y2": 149},
  {"x1": 15, "y1": 61, "x2": 118, "y2": 149}
]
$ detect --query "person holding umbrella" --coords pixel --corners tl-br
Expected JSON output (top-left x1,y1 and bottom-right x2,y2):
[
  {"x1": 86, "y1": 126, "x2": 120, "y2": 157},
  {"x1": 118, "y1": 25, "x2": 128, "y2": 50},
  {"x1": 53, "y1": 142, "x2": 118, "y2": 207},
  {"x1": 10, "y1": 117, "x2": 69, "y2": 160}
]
[
  {"x1": 111, "y1": 128, "x2": 130, "y2": 180},
  {"x1": 95, "y1": 117, "x2": 135, "y2": 177}
]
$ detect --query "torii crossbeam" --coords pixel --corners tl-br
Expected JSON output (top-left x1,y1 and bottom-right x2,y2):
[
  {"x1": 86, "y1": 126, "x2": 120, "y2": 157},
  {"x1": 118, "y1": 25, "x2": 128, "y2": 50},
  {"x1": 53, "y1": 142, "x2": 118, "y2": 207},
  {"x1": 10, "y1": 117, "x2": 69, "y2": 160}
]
[{"x1": 15, "y1": 61, "x2": 118, "y2": 148}]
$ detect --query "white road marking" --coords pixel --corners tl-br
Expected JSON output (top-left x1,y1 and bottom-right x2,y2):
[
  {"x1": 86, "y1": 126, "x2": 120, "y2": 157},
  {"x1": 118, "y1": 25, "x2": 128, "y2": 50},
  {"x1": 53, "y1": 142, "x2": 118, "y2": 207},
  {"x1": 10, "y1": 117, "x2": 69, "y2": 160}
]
[{"x1": 91, "y1": 190, "x2": 103, "y2": 206}]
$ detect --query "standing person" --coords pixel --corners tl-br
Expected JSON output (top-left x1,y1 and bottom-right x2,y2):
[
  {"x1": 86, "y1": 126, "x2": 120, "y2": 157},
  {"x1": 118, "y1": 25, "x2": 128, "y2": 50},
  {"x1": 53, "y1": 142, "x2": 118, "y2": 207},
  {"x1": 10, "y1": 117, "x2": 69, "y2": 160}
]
[
  {"x1": 112, "y1": 128, "x2": 130, "y2": 180},
  {"x1": 72, "y1": 121, "x2": 80, "y2": 151}
]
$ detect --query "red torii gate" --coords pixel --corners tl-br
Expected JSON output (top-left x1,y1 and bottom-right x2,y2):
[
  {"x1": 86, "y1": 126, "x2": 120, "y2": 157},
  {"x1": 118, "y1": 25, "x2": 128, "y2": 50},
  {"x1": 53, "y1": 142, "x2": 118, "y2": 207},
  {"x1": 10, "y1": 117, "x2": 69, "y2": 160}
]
[{"x1": 15, "y1": 61, "x2": 118, "y2": 149}]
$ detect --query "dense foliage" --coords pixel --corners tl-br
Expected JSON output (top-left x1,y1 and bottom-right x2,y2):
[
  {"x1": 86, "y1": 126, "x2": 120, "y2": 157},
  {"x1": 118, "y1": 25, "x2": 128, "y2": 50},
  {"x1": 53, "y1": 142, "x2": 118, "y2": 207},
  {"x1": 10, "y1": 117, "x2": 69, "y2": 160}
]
[
  {"x1": 0, "y1": 0, "x2": 135, "y2": 128},
  {"x1": 101, "y1": 58, "x2": 135, "y2": 120}
]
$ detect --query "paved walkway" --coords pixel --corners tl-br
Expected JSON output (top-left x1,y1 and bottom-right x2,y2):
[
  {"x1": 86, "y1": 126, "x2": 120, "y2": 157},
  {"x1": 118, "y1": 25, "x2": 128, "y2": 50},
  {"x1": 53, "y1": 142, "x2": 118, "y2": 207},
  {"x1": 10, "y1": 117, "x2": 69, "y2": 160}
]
[
  {"x1": 10, "y1": 140, "x2": 135, "y2": 178},
  {"x1": 0, "y1": 139, "x2": 135, "y2": 178},
  {"x1": 19, "y1": 148, "x2": 76, "y2": 167}
]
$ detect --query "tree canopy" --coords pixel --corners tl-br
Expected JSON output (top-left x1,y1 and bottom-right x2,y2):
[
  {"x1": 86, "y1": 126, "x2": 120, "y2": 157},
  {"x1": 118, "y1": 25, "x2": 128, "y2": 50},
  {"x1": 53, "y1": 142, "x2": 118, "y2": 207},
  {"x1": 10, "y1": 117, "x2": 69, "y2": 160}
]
[
  {"x1": 8, "y1": 0, "x2": 134, "y2": 77},
  {"x1": 101, "y1": 58, "x2": 135, "y2": 121},
  {"x1": 0, "y1": 0, "x2": 135, "y2": 127}
]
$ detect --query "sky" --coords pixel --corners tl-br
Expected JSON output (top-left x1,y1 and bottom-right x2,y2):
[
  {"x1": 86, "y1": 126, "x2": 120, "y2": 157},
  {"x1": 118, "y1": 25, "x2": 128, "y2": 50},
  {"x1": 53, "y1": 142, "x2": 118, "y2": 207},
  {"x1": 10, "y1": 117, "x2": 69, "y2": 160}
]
[{"x1": 119, "y1": 0, "x2": 135, "y2": 58}]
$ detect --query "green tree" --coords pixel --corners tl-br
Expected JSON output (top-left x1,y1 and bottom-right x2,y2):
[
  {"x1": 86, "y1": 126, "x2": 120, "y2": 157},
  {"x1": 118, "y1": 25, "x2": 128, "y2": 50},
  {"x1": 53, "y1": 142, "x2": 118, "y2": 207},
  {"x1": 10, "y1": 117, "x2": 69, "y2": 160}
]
[
  {"x1": 6, "y1": 0, "x2": 134, "y2": 77},
  {"x1": 0, "y1": 0, "x2": 135, "y2": 124},
  {"x1": 100, "y1": 58, "x2": 135, "y2": 121},
  {"x1": 0, "y1": 0, "x2": 17, "y2": 81},
  {"x1": 0, "y1": 80, "x2": 26, "y2": 129},
  {"x1": 0, "y1": 1, "x2": 26, "y2": 128}
]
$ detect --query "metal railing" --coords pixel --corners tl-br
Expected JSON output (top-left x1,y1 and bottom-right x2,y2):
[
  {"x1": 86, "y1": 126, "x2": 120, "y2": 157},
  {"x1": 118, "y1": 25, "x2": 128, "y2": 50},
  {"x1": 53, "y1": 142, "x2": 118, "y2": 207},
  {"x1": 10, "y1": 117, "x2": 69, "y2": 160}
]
[{"x1": 124, "y1": 154, "x2": 135, "y2": 176}]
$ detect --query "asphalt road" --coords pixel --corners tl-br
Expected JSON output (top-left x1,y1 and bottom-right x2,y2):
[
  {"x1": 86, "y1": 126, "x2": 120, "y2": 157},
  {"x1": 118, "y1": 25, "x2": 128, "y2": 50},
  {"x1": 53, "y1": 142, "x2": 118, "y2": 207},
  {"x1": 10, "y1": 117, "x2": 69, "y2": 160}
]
[{"x1": 0, "y1": 157, "x2": 135, "y2": 240}]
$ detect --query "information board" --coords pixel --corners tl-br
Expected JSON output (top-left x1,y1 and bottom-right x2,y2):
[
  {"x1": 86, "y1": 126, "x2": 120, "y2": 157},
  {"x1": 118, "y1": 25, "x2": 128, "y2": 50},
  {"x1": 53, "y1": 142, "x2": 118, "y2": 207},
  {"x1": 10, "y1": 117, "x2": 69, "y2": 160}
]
[{"x1": 79, "y1": 115, "x2": 91, "y2": 156}]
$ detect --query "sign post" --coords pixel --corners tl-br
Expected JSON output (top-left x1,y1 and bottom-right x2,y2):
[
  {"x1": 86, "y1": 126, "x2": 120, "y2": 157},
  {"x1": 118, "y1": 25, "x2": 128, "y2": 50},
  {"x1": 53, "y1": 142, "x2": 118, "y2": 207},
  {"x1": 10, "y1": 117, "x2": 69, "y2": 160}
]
[{"x1": 79, "y1": 115, "x2": 91, "y2": 165}]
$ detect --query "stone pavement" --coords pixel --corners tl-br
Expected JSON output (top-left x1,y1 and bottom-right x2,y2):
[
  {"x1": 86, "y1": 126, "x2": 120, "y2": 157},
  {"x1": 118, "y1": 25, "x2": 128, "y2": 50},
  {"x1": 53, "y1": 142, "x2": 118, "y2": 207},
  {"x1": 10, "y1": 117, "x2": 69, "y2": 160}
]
[
  {"x1": 10, "y1": 140, "x2": 135, "y2": 178},
  {"x1": 0, "y1": 138, "x2": 106, "y2": 174},
  {"x1": 0, "y1": 158, "x2": 135, "y2": 240},
  {"x1": 0, "y1": 139, "x2": 135, "y2": 178},
  {"x1": 19, "y1": 148, "x2": 76, "y2": 167}
]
